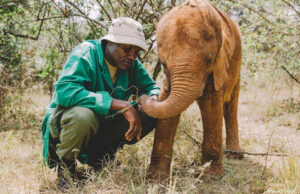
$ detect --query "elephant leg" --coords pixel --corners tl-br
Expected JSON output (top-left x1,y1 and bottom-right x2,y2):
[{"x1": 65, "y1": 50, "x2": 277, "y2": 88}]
[
  {"x1": 147, "y1": 76, "x2": 181, "y2": 182},
  {"x1": 147, "y1": 115, "x2": 180, "y2": 182},
  {"x1": 224, "y1": 80, "x2": 244, "y2": 159},
  {"x1": 197, "y1": 78, "x2": 224, "y2": 177}
]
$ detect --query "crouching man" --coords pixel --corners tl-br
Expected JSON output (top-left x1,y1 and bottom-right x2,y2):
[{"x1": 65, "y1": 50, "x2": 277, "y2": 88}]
[{"x1": 41, "y1": 17, "x2": 159, "y2": 189}]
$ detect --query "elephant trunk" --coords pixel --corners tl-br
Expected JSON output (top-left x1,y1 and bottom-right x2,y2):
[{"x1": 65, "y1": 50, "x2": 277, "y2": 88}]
[{"x1": 140, "y1": 66, "x2": 204, "y2": 118}]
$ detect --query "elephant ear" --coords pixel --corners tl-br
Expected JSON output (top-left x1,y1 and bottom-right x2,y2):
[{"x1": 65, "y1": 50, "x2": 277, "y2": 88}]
[{"x1": 213, "y1": 43, "x2": 229, "y2": 91}]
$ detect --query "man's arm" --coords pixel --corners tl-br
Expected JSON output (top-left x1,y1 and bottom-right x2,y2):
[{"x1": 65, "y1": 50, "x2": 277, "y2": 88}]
[
  {"x1": 53, "y1": 45, "x2": 113, "y2": 117},
  {"x1": 110, "y1": 58, "x2": 161, "y2": 141},
  {"x1": 110, "y1": 99, "x2": 142, "y2": 141}
]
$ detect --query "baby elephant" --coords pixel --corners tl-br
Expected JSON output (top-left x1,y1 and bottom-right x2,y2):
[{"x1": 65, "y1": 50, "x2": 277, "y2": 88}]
[{"x1": 140, "y1": 0, "x2": 243, "y2": 181}]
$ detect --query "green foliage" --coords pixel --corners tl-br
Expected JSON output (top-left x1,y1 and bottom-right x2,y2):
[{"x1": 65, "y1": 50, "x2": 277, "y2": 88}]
[
  {"x1": 213, "y1": 0, "x2": 300, "y2": 77},
  {"x1": 40, "y1": 48, "x2": 59, "y2": 79},
  {"x1": 39, "y1": 48, "x2": 61, "y2": 95},
  {"x1": 0, "y1": 0, "x2": 27, "y2": 114},
  {"x1": 0, "y1": 1, "x2": 24, "y2": 66}
]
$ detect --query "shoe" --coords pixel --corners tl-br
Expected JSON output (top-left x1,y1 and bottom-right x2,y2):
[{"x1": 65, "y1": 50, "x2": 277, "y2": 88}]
[
  {"x1": 57, "y1": 159, "x2": 76, "y2": 190},
  {"x1": 87, "y1": 151, "x2": 117, "y2": 172}
]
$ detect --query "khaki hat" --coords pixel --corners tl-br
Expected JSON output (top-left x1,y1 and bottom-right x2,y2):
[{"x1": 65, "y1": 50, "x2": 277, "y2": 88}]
[{"x1": 102, "y1": 17, "x2": 148, "y2": 51}]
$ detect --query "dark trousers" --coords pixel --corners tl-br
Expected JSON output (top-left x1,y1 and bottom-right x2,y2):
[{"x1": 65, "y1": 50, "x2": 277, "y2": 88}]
[{"x1": 84, "y1": 105, "x2": 156, "y2": 168}]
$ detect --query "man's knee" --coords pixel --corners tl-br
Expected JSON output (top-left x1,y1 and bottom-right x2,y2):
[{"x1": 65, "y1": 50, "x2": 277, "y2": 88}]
[{"x1": 61, "y1": 106, "x2": 99, "y2": 136}]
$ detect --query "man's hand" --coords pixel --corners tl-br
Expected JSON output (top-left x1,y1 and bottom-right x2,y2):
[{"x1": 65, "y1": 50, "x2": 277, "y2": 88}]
[
  {"x1": 110, "y1": 99, "x2": 142, "y2": 141},
  {"x1": 123, "y1": 106, "x2": 142, "y2": 141}
]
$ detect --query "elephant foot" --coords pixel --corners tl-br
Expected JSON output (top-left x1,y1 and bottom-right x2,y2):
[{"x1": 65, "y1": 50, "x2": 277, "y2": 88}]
[
  {"x1": 147, "y1": 166, "x2": 169, "y2": 183},
  {"x1": 225, "y1": 145, "x2": 244, "y2": 160},
  {"x1": 199, "y1": 163, "x2": 224, "y2": 180}
]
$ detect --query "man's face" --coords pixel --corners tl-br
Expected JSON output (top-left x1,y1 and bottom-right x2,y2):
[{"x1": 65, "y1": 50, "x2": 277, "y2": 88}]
[{"x1": 105, "y1": 41, "x2": 141, "y2": 70}]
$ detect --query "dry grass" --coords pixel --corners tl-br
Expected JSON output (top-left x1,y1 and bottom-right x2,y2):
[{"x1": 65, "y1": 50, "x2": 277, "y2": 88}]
[{"x1": 0, "y1": 71, "x2": 299, "y2": 193}]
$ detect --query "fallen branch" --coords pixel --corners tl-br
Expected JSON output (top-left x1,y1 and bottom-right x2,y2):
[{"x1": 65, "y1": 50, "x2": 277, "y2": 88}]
[
  {"x1": 224, "y1": 150, "x2": 300, "y2": 157},
  {"x1": 183, "y1": 131, "x2": 201, "y2": 145},
  {"x1": 183, "y1": 132, "x2": 300, "y2": 157},
  {"x1": 281, "y1": 66, "x2": 300, "y2": 84}
]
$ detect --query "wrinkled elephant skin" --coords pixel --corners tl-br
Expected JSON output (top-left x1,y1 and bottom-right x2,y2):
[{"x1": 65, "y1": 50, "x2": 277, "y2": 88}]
[{"x1": 140, "y1": 0, "x2": 243, "y2": 181}]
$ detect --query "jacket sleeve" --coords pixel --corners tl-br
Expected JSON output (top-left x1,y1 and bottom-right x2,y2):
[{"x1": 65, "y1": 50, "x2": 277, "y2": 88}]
[
  {"x1": 133, "y1": 60, "x2": 160, "y2": 96},
  {"x1": 53, "y1": 47, "x2": 113, "y2": 116}
]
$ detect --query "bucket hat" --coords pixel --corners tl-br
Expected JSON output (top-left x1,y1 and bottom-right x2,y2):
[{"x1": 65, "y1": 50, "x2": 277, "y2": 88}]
[{"x1": 102, "y1": 17, "x2": 148, "y2": 51}]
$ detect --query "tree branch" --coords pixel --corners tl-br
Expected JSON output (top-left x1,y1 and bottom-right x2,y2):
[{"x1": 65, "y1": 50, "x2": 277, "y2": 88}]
[
  {"x1": 141, "y1": 37, "x2": 155, "y2": 61},
  {"x1": 34, "y1": 3, "x2": 47, "y2": 40},
  {"x1": 63, "y1": 0, "x2": 105, "y2": 27},
  {"x1": 157, "y1": 0, "x2": 165, "y2": 8},
  {"x1": 71, "y1": 14, "x2": 105, "y2": 27},
  {"x1": 63, "y1": 0, "x2": 86, "y2": 16},
  {"x1": 281, "y1": 0, "x2": 300, "y2": 16},
  {"x1": 35, "y1": 15, "x2": 67, "y2": 21},
  {"x1": 51, "y1": 1, "x2": 67, "y2": 17},
  {"x1": 228, "y1": 0, "x2": 277, "y2": 26},
  {"x1": 117, "y1": 0, "x2": 129, "y2": 9},
  {"x1": 171, "y1": 0, "x2": 177, "y2": 7},
  {"x1": 36, "y1": 1, "x2": 44, "y2": 20},
  {"x1": 95, "y1": 0, "x2": 112, "y2": 21},
  {"x1": 3, "y1": 31, "x2": 37, "y2": 40},
  {"x1": 3, "y1": 3, "x2": 47, "y2": 41},
  {"x1": 107, "y1": 0, "x2": 117, "y2": 18},
  {"x1": 281, "y1": 66, "x2": 300, "y2": 84},
  {"x1": 135, "y1": 0, "x2": 147, "y2": 20}
]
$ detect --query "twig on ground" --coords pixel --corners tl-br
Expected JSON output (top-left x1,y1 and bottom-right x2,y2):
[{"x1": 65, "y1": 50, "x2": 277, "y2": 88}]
[
  {"x1": 223, "y1": 150, "x2": 298, "y2": 157},
  {"x1": 281, "y1": 66, "x2": 300, "y2": 84},
  {"x1": 183, "y1": 131, "x2": 201, "y2": 145},
  {"x1": 183, "y1": 131, "x2": 300, "y2": 157}
]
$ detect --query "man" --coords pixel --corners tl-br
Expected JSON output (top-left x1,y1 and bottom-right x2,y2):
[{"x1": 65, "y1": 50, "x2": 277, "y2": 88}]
[{"x1": 41, "y1": 17, "x2": 159, "y2": 188}]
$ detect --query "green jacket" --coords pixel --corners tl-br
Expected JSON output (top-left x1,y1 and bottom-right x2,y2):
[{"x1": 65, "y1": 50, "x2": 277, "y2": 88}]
[{"x1": 41, "y1": 39, "x2": 160, "y2": 167}]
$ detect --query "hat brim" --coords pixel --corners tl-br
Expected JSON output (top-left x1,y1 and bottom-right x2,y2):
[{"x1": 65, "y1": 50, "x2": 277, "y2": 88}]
[{"x1": 102, "y1": 34, "x2": 148, "y2": 51}]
